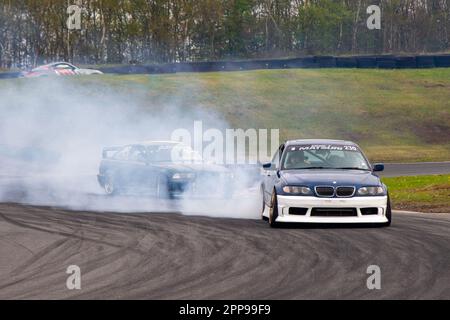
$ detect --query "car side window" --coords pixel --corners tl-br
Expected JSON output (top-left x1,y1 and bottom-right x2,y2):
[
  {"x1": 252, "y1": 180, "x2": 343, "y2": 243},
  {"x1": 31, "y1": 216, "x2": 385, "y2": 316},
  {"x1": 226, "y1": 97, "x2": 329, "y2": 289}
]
[
  {"x1": 113, "y1": 146, "x2": 131, "y2": 161},
  {"x1": 55, "y1": 63, "x2": 75, "y2": 70},
  {"x1": 271, "y1": 150, "x2": 280, "y2": 169},
  {"x1": 129, "y1": 147, "x2": 146, "y2": 162}
]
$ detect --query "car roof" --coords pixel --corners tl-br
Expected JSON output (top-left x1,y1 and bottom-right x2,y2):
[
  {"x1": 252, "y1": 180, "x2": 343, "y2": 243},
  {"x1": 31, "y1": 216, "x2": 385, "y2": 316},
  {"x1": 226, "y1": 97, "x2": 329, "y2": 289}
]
[
  {"x1": 133, "y1": 140, "x2": 183, "y2": 147},
  {"x1": 285, "y1": 139, "x2": 357, "y2": 146},
  {"x1": 48, "y1": 62, "x2": 74, "y2": 66},
  {"x1": 32, "y1": 62, "x2": 76, "y2": 71},
  {"x1": 36, "y1": 62, "x2": 75, "y2": 68}
]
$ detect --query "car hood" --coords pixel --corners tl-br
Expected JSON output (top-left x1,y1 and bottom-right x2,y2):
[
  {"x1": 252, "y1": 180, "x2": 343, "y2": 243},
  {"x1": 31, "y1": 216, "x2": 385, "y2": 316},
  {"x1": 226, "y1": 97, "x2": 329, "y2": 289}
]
[{"x1": 280, "y1": 169, "x2": 381, "y2": 186}]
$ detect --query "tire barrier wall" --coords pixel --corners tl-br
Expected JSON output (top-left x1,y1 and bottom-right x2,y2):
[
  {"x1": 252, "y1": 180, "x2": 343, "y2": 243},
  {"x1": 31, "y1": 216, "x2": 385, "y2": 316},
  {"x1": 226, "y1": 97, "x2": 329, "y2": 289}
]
[
  {"x1": 97, "y1": 54, "x2": 450, "y2": 74},
  {"x1": 2, "y1": 54, "x2": 450, "y2": 78},
  {"x1": 0, "y1": 72, "x2": 21, "y2": 79}
]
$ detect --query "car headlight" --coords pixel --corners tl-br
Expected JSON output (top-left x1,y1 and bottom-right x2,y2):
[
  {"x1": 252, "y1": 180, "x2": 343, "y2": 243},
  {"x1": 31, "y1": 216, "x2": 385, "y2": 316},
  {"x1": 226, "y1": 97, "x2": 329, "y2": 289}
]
[
  {"x1": 172, "y1": 172, "x2": 195, "y2": 180},
  {"x1": 357, "y1": 186, "x2": 385, "y2": 196},
  {"x1": 282, "y1": 186, "x2": 312, "y2": 195}
]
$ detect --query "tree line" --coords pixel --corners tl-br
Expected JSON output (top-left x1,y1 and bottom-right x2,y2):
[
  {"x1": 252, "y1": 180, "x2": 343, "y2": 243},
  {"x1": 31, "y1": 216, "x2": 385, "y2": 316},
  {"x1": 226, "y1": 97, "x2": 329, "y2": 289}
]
[{"x1": 1, "y1": 0, "x2": 450, "y2": 68}]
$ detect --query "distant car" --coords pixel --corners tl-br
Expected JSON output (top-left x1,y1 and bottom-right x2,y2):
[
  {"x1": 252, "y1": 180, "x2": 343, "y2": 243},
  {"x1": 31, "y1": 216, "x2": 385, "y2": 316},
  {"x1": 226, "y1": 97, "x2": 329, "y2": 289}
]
[
  {"x1": 97, "y1": 141, "x2": 234, "y2": 198},
  {"x1": 21, "y1": 62, "x2": 103, "y2": 78},
  {"x1": 261, "y1": 139, "x2": 391, "y2": 227}
]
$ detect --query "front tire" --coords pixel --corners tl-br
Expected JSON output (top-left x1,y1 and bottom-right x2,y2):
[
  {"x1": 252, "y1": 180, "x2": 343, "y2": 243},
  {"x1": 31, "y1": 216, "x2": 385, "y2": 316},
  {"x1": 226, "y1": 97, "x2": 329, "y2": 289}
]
[
  {"x1": 261, "y1": 186, "x2": 268, "y2": 221},
  {"x1": 104, "y1": 175, "x2": 119, "y2": 196},
  {"x1": 268, "y1": 189, "x2": 279, "y2": 228},
  {"x1": 156, "y1": 175, "x2": 175, "y2": 199},
  {"x1": 383, "y1": 195, "x2": 392, "y2": 227}
]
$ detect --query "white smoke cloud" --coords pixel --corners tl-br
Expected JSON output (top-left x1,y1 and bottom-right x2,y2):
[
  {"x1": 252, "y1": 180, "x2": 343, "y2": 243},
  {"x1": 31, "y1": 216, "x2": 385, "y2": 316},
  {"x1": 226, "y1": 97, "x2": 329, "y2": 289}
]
[{"x1": 0, "y1": 76, "x2": 260, "y2": 219}]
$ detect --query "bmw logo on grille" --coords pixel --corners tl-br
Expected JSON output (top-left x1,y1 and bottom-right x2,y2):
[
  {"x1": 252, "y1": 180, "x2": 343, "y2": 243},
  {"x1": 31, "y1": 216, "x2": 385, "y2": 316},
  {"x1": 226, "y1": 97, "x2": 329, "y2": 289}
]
[{"x1": 333, "y1": 181, "x2": 337, "y2": 184}]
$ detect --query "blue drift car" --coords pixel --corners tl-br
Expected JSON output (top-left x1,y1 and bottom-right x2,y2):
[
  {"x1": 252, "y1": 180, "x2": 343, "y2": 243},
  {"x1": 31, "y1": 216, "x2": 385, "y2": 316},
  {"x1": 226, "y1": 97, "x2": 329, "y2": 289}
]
[{"x1": 261, "y1": 139, "x2": 391, "y2": 227}]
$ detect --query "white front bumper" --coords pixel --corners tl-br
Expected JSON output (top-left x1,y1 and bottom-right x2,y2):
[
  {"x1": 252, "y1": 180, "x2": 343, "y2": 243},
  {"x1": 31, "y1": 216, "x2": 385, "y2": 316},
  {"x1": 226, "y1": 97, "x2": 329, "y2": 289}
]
[{"x1": 268, "y1": 195, "x2": 388, "y2": 224}]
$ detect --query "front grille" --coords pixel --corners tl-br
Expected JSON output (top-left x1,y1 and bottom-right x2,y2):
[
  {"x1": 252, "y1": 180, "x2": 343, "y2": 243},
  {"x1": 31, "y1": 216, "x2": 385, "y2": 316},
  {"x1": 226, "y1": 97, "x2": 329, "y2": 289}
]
[
  {"x1": 311, "y1": 208, "x2": 357, "y2": 217},
  {"x1": 289, "y1": 207, "x2": 308, "y2": 215},
  {"x1": 336, "y1": 186, "x2": 355, "y2": 197},
  {"x1": 315, "y1": 186, "x2": 334, "y2": 197},
  {"x1": 361, "y1": 207, "x2": 379, "y2": 215}
]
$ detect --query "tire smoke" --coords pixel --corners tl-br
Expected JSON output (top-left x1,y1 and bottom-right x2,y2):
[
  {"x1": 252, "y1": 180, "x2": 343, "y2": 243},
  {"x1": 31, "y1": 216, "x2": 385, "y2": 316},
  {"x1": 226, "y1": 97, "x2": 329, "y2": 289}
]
[{"x1": 0, "y1": 77, "x2": 260, "y2": 219}]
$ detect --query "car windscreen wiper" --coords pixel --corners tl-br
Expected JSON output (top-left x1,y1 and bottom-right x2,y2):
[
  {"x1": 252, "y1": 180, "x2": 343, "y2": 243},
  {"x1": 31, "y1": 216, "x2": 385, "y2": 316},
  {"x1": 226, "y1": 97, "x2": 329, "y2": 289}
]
[{"x1": 293, "y1": 166, "x2": 331, "y2": 170}]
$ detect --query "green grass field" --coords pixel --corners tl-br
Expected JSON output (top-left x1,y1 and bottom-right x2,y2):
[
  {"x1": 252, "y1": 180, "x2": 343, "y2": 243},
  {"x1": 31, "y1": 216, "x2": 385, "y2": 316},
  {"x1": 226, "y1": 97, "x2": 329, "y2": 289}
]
[
  {"x1": 75, "y1": 68, "x2": 450, "y2": 162},
  {"x1": 6, "y1": 68, "x2": 450, "y2": 162},
  {"x1": 383, "y1": 174, "x2": 450, "y2": 212}
]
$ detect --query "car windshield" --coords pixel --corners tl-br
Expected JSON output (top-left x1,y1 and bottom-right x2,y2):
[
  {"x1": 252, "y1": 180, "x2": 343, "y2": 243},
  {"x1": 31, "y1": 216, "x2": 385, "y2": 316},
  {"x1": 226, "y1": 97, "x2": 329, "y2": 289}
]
[
  {"x1": 146, "y1": 144, "x2": 202, "y2": 163},
  {"x1": 281, "y1": 144, "x2": 370, "y2": 170}
]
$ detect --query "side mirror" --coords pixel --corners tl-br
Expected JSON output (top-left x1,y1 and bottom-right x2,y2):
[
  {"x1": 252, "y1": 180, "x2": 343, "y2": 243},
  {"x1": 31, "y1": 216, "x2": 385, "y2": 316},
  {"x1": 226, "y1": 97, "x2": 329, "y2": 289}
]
[
  {"x1": 373, "y1": 163, "x2": 384, "y2": 172},
  {"x1": 262, "y1": 162, "x2": 273, "y2": 170}
]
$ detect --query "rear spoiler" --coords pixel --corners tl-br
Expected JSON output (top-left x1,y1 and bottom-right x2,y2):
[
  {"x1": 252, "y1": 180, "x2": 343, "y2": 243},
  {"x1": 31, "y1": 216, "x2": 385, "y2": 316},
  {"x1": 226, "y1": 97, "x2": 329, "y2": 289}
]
[{"x1": 102, "y1": 146, "x2": 122, "y2": 159}]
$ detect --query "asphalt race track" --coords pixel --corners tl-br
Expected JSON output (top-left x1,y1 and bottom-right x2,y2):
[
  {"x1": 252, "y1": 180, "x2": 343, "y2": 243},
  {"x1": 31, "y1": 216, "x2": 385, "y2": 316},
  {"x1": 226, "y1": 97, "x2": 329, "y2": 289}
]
[
  {"x1": 0, "y1": 203, "x2": 449, "y2": 299},
  {"x1": 381, "y1": 162, "x2": 450, "y2": 177},
  {"x1": 0, "y1": 162, "x2": 449, "y2": 299}
]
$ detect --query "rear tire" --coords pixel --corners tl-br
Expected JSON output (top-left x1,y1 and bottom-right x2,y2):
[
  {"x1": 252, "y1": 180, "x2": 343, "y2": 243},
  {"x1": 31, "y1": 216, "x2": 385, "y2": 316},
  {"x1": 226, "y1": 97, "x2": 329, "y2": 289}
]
[{"x1": 269, "y1": 189, "x2": 279, "y2": 228}]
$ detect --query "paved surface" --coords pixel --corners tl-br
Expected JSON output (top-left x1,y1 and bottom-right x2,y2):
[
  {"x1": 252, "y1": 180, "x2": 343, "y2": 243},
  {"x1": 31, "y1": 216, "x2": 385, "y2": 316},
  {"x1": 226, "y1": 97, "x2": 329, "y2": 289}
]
[
  {"x1": 0, "y1": 203, "x2": 449, "y2": 299},
  {"x1": 381, "y1": 162, "x2": 450, "y2": 177},
  {"x1": 0, "y1": 161, "x2": 448, "y2": 299}
]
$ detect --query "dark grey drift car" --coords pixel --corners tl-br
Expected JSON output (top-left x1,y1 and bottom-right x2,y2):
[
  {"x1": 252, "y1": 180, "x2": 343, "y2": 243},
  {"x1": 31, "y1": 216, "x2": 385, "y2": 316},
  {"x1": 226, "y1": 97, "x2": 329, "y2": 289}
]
[
  {"x1": 97, "y1": 141, "x2": 234, "y2": 198},
  {"x1": 261, "y1": 139, "x2": 391, "y2": 227}
]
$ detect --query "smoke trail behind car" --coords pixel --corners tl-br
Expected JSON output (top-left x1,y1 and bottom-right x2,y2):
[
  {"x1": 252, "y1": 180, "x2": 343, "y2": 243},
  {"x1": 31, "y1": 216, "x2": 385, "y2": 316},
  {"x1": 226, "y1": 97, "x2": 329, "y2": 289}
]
[{"x1": 0, "y1": 77, "x2": 260, "y2": 219}]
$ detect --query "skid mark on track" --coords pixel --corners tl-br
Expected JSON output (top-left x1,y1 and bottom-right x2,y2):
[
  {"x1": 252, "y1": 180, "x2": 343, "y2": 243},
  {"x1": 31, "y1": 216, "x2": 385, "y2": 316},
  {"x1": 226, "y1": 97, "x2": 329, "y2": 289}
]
[{"x1": 0, "y1": 204, "x2": 449, "y2": 299}]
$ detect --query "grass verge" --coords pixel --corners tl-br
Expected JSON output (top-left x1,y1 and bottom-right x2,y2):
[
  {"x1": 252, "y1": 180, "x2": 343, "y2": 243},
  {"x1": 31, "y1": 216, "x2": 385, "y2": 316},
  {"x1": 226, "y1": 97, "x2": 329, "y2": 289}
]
[{"x1": 383, "y1": 174, "x2": 450, "y2": 213}]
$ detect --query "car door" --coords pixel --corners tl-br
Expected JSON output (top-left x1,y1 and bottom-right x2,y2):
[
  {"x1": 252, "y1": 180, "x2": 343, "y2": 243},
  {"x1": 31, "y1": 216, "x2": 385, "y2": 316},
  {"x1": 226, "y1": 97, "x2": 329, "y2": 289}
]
[
  {"x1": 106, "y1": 146, "x2": 132, "y2": 189},
  {"x1": 53, "y1": 63, "x2": 77, "y2": 76},
  {"x1": 144, "y1": 145, "x2": 173, "y2": 194},
  {"x1": 127, "y1": 146, "x2": 157, "y2": 192},
  {"x1": 263, "y1": 147, "x2": 281, "y2": 201}
]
